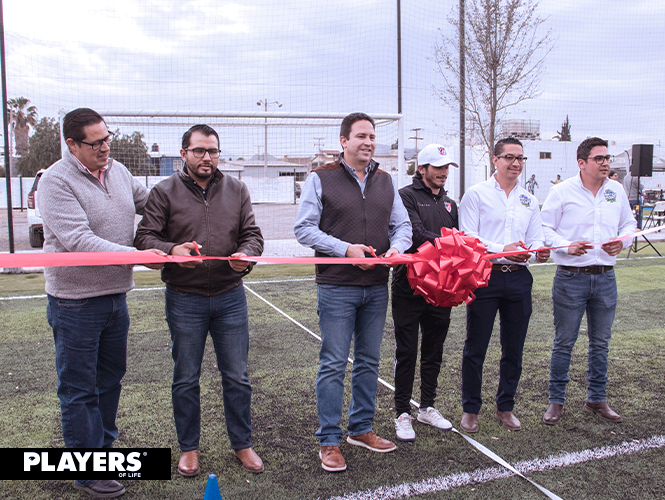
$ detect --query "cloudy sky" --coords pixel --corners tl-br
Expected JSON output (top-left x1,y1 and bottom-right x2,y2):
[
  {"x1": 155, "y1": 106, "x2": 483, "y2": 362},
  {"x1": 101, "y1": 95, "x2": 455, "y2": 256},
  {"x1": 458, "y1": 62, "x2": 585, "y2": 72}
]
[{"x1": 3, "y1": 0, "x2": 664, "y2": 156}]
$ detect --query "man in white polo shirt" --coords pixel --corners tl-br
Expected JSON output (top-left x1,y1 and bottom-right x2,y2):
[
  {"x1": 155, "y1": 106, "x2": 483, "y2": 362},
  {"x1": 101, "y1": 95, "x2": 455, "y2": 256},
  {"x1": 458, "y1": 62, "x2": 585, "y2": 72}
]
[
  {"x1": 459, "y1": 137, "x2": 549, "y2": 433},
  {"x1": 541, "y1": 137, "x2": 636, "y2": 425}
]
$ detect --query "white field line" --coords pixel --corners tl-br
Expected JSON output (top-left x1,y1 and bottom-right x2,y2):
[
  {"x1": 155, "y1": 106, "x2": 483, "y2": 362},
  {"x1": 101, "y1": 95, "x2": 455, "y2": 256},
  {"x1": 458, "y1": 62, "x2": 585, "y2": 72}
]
[
  {"x1": 326, "y1": 435, "x2": 665, "y2": 500},
  {"x1": 0, "y1": 277, "x2": 315, "y2": 301}
]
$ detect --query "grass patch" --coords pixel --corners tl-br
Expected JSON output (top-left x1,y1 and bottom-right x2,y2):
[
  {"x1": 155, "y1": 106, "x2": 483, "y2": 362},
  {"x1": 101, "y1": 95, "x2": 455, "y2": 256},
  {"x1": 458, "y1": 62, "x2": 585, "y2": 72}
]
[{"x1": 1, "y1": 258, "x2": 664, "y2": 499}]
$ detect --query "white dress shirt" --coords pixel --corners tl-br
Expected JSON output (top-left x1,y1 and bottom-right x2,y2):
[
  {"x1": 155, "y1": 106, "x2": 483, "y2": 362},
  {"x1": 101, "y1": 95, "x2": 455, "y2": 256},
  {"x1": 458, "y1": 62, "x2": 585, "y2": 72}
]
[
  {"x1": 540, "y1": 173, "x2": 637, "y2": 266},
  {"x1": 459, "y1": 175, "x2": 545, "y2": 265}
]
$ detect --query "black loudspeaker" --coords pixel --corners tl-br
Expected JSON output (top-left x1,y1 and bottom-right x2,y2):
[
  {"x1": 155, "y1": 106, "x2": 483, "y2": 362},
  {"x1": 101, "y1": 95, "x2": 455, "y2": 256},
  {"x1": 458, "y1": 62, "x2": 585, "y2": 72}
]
[{"x1": 631, "y1": 144, "x2": 653, "y2": 177}]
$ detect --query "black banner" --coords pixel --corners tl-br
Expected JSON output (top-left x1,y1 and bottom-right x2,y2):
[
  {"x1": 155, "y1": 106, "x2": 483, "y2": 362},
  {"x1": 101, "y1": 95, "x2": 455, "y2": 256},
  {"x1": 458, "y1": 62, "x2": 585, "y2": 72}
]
[{"x1": 4, "y1": 448, "x2": 171, "y2": 480}]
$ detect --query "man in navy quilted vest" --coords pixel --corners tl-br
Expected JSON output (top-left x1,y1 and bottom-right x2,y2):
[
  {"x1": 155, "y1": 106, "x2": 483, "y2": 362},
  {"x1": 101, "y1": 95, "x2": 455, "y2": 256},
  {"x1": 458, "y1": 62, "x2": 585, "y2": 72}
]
[{"x1": 294, "y1": 112, "x2": 412, "y2": 472}]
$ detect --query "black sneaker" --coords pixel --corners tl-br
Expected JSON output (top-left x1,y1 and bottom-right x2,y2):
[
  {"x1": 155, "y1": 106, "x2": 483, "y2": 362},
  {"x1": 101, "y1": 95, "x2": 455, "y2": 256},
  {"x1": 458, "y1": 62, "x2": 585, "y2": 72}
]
[{"x1": 74, "y1": 480, "x2": 126, "y2": 498}]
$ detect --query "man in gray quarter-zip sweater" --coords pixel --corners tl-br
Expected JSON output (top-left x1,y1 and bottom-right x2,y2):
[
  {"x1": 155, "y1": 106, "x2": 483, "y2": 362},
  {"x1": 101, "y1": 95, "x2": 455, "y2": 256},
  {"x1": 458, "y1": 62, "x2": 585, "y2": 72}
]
[
  {"x1": 134, "y1": 124, "x2": 264, "y2": 478},
  {"x1": 38, "y1": 108, "x2": 164, "y2": 499}
]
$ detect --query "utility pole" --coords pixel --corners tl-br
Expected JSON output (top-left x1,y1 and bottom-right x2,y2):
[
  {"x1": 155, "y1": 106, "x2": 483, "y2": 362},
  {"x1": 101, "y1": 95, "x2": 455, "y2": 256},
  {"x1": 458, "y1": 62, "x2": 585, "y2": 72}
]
[
  {"x1": 459, "y1": 0, "x2": 466, "y2": 197},
  {"x1": 257, "y1": 98, "x2": 282, "y2": 177},
  {"x1": 409, "y1": 127, "x2": 423, "y2": 159}
]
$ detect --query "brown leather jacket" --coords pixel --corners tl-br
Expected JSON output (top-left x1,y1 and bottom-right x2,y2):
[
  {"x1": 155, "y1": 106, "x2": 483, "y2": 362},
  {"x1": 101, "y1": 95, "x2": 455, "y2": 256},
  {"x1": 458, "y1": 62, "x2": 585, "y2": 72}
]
[{"x1": 134, "y1": 167, "x2": 264, "y2": 296}]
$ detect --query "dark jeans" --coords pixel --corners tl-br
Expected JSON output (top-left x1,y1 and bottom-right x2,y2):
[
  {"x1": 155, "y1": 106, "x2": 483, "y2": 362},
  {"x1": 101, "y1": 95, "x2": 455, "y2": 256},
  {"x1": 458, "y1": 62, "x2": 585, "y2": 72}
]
[
  {"x1": 462, "y1": 268, "x2": 532, "y2": 414},
  {"x1": 48, "y1": 293, "x2": 129, "y2": 451},
  {"x1": 392, "y1": 293, "x2": 451, "y2": 416},
  {"x1": 165, "y1": 285, "x2": 252, "y2": 451}
]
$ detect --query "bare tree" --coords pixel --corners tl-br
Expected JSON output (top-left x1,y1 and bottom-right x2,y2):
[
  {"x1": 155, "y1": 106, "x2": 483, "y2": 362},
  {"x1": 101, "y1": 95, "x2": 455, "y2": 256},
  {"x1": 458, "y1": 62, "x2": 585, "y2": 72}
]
[{"x1": 434, "y1": 0, "x2": 554, "y2": 176}]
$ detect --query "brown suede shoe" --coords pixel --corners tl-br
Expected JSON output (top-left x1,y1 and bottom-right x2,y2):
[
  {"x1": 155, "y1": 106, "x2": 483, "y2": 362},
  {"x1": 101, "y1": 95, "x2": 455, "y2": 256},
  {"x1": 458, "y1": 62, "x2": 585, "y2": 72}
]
[
  {"x1": 347, "y1": 431, "x2": 396, "y2": 452},
  {"x1": 177, "y1": 450, "x2": 200, "y2": 477},
  {"x1": 460, "y1": 412, "x2": 479, "y2": 433},
  {"x1": 543, "y1": 404, "x2": 564, "y2": 425},
  {"x1": 319, "y1": 446, "x2": 347, "y2": 472},
  {"x1": 234, "y1": 447, "x2": 264, "y2": 473},
  {"x1": 495, "y1": 409, "x2": 522, "y2": 431},
  {"x1": 584, "y1": 401, "x2": 622, "y2": 423}
]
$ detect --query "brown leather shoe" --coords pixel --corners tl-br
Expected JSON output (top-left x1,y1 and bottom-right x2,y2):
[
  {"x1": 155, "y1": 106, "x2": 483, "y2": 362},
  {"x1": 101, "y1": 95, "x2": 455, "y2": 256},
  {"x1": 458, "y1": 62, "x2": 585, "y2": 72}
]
[
  {"x1": 319, "y1": 446, "x2": 347, "y2": 472},
  {"x1": 177, "y1": 450, "x2": 200, "y2": 477},
  {"x1": 584, "y1": 401, "x2": 622, "y2": 423},
  {"x1": 460, "y1": 412, "x2": 479, "y2": 433},
  {"x1": 234, "y1": 447, "x2": 264, "y2": 473},
  {"x1": 495, "y1": 409, "x2": 522, "y2": 431},
  {"x1": 346, "y1": 431, "x2": 396, "y2": 452},
  {"x1": 543, "y1": 404, "x2": 564, "y2": 425}
]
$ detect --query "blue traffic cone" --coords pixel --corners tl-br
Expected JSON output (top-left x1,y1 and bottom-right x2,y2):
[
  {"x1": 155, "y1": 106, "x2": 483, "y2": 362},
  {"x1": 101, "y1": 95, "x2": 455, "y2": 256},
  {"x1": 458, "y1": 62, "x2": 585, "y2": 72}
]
[{"x1": 202, "y1": 473, "x2": 222, "y2": 500}]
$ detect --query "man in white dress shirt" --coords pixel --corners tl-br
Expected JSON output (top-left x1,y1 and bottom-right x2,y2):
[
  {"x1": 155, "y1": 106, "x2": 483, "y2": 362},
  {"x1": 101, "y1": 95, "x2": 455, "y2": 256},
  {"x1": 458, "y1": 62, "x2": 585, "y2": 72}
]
[
  {"x1": 541, "y1": 137, "x2": 636, "y2": 425},
  {"x1": 458, "y1": 137, "x2": 549, "y2": 433}
]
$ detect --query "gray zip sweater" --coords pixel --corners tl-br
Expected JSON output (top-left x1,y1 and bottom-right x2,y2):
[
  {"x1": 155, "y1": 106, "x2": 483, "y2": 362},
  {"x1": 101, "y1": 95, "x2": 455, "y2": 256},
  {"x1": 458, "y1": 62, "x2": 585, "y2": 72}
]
[{"x1": 38, "y1": 147, "x2": 148, "y2": 299}]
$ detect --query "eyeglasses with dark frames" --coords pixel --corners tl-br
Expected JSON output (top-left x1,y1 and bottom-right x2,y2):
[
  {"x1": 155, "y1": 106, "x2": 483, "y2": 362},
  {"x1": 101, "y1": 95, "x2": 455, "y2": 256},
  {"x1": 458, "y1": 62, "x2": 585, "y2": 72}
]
[
  {"x1": 80, "y1": 134, "x2": 113, "y2": 151},
  {"x1": 585, "y1": 155, "x2": 614, "y2": 165},
  {"x1": 185, "y1": 148, "x2": 221, "y2": 159},
  {"x1": 496, "y1": 154, "x2": 527, "y2": 164}
]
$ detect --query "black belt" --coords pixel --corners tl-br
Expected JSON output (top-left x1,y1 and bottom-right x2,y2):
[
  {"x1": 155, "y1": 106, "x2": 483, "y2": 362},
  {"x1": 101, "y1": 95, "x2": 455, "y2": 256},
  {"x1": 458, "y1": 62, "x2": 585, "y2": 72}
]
[
  {"x1": 557, "y1": 265, "x2": 613, "y2": 275},
  {"x1": 491, "y1": 264, "x2": 526, "y2": 273}
]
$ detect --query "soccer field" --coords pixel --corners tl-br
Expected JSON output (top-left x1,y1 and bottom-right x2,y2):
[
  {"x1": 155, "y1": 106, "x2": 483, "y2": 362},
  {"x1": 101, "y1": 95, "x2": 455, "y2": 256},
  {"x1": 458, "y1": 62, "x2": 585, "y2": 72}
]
[{"x1": 1, "y1": 255, "x2": 664, "y2": 499}]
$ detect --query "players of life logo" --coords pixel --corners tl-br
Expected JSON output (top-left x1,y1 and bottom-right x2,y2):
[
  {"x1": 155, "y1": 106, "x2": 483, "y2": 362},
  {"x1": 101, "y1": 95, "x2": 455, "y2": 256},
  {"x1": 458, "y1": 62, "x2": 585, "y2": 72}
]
[
  {"x1": 519, "y1": 194, "x2": 531, "y2": 208},
  {"x1": 604, "y1": 189, "x2": 618, "y2": 203}
]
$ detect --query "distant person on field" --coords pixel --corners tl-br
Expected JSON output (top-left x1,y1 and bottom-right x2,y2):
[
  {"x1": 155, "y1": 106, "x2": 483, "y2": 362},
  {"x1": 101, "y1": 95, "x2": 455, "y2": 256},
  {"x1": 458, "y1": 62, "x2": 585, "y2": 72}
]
[
  {"x1": 527, "y1": 173, "x2": 539, "y2": 195},
  {"x1": 541, "y1": 137, "x2": 636, "y2": 426},
  {"x1": 38, "y1": 107, "x2": 164, "y2": 499},
  {"x1": 609, "y1": 170, "x2": 618, "y2": 181},
  {"x1": 391, "y1": 143, "x2": 458, "y2": 442},
  {"x1": 458, "y1": 137, "x2": 549, "y2": 434},
  {"x1": 294, "y1": 112, "x2": 411, "y2": 472},
  {"x1": 623, "y1": 168, "x2": 643, "y2": 227},
  {"x1": 134, "y1": 124, "x2": 265, "y2": 477},
  {"x1": 550, "y1": 174, "x2": 562, "y2": 184}
]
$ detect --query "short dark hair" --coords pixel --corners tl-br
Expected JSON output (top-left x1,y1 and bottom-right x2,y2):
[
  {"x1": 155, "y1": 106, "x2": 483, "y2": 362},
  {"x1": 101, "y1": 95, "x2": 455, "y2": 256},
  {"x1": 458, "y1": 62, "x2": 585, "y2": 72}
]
[
  {"x1": 340, "y1": 112, "x2": 375, "y2": 139},
  {"x1": 494, "y1": 137, "x2": 523, "y2": 156},
  {"x1": 577, "y1": 137, "x2": 608, "y2": 160},
  {"x1": 609, "y1": 170, "x2": 617, "y2": 177},
  {"x1": 63, "y1": 108, "x2": 105, "y2": 143},
  {"x1": 182, "y1": 124, "x2": 220, "y2": 149}
]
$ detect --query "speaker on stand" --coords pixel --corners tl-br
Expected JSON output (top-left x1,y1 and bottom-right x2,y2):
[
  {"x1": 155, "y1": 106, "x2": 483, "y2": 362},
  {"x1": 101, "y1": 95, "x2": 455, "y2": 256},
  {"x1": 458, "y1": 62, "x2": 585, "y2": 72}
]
[{"x1": 627, "y1": 144, "x2": 661, "y2": 257}]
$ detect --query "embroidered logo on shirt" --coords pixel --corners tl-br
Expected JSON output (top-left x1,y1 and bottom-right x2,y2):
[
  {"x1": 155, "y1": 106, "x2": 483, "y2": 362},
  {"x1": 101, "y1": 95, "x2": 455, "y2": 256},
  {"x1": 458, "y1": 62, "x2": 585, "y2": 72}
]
[
  {"x1": 519, "y1": 194, "x2": 531, "y2": 207},
  {"x1": 445, "y1": 202, "x2": 452, "y2": 212},
  {"x1": 604, "y1": 189, "x2": 617, "y2": 203}
]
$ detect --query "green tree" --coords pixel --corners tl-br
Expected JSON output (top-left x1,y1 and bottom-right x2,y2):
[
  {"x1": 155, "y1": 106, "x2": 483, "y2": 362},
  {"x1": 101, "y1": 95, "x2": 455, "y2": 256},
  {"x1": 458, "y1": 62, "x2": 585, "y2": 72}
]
[
  {"x1": 553, "y1": 115, "x2": 571, "y2": 141},
  {"x1": 109, "y1": 130, "x2": 152, "y2": 175},
  {"x1": 434, "y1": 0, "x2": 554, "y2": 176},
  {"x1": 8, "y1": 97, "x2": 38, "y2": 156},
  {"x1": 15, "y1": 117, "x2": 61, "y2": 176}
]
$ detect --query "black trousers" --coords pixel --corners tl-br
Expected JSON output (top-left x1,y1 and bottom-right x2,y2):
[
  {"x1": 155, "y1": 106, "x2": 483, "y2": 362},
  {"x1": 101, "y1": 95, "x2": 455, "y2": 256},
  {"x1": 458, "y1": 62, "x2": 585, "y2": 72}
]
[
  {"x1": 392, "y1": 293, "x2": 452, "y2": 416},
  {"x1": 462, "y1": 267, "x2": 533, "y2": 414}
]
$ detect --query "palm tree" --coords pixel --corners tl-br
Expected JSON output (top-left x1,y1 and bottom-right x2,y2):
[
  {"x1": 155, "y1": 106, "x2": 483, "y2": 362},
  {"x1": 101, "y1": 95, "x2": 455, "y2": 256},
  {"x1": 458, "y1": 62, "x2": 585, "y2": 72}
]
[{"x1": 8, "y1": 97, "x2": 38, "y2": 156}]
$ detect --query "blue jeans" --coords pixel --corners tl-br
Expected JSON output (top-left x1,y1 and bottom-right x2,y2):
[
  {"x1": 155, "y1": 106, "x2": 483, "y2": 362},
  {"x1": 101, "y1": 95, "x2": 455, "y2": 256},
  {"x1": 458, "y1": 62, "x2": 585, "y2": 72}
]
[
  {"x1": 315, "y1": 284, "x2": 389, "y2": 446},
  {"x1": 165, "y1": 285, "x2": 252, "y2": 451},
  {"x1": 48, "y1": 293, "x2": 129, "y2": 450},
  {"x1": 549, "y1": 268, "x2": 618, "y2": 404}
]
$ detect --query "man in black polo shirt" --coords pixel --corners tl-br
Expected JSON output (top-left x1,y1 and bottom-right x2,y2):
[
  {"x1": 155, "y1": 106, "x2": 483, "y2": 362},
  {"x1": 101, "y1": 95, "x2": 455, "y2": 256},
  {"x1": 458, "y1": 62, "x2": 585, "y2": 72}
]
[{"x1": 392, "y1": 143, "x2": 459, "y2": 442}]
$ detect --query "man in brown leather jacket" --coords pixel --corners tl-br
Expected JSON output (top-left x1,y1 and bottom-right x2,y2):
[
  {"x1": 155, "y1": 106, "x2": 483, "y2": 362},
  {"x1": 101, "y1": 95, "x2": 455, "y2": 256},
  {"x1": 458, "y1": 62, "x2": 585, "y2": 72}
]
[{"x1": 135, "y1": 124, "x2": 264, "y2": 477}]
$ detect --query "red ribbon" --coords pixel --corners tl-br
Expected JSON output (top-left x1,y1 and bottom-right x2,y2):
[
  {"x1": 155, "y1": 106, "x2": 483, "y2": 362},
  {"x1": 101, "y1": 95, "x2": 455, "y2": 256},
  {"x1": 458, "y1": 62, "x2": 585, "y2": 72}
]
[{"x1": 406, "y1": 227, "x2": 492, "y2": 307}]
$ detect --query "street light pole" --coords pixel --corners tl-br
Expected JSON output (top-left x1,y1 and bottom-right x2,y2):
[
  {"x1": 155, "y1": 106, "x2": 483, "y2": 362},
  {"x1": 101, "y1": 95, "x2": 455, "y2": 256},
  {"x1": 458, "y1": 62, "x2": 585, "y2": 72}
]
[{"x1": 257, "y1": 98, "x2": 282, "y2": 177}]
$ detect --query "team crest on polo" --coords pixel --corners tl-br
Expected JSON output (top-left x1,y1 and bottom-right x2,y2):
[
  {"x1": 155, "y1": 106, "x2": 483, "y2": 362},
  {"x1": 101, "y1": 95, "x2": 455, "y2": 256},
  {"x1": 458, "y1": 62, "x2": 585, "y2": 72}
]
[
  {"x1": 604, "y1": 189, "x2": 617, "y2": 203},
  {"x1": 519, "y1": 194, "x2": 531, "y2": 207},
  {"x1": 445, "y1": 202, "x2": 452, "y2": 212}
]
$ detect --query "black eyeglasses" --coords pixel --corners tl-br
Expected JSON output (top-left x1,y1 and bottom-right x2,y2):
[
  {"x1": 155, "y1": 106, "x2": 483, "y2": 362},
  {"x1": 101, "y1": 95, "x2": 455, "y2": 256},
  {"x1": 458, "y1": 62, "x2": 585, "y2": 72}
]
[
  {"x1": 585, "y1": 155, "x2": 614, "y2": 165},
  {"x1": 185, "y1": 148, "x2": 221, "y2": 159},
  {"x1": 80, "y1": 134, "x2": 112, "y2": 151},
  {"x1": 496, "y1": 154, "x2": 527, "y2": 163}
]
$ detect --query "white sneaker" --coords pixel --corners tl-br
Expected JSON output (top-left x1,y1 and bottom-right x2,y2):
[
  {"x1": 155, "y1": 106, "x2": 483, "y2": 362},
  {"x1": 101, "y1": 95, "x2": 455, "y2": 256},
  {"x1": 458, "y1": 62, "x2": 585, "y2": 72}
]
[
  {"x1": 417, "y1": 407, "x2": 453, "y2": 430},
  {"x1": 394, "y1": 413, "x2": 416, "y2": 441}
]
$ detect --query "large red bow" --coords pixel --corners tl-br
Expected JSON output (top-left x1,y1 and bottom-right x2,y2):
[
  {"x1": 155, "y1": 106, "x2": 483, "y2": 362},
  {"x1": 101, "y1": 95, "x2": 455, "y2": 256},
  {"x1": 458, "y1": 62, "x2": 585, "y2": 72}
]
[{"x1": 406, "y1": 227, "x2": 492, "y2": 307}]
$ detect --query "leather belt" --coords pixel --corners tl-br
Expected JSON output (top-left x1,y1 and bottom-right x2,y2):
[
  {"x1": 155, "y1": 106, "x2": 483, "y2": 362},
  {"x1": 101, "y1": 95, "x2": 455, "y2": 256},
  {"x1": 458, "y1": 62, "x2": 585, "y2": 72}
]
[
  {"x1": 491, "y1": 264, "x2": 526, "y2": 273},
  {"x1": 557, "y1": 265, "x2": 613, "y2": 275}
]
